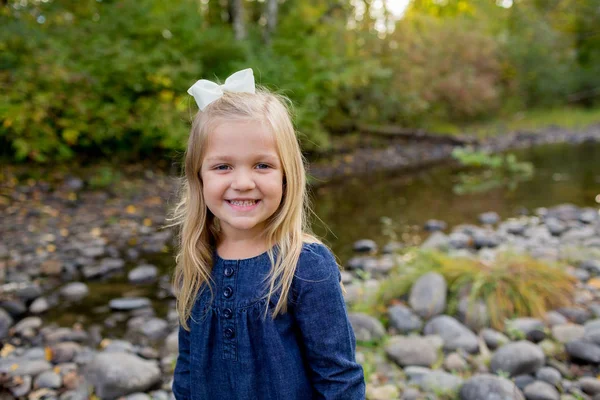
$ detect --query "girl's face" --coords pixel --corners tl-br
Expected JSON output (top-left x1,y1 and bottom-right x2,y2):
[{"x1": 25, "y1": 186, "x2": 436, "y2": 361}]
[{"x1": 200, "y1": 119, "x2": 284, "y2": 242}]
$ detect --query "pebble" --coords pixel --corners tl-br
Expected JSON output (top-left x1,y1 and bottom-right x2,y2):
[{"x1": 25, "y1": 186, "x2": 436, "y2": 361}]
[
  {"x1": 490, "y1": 341, "x2": 545, "y2": 377},
  {"x1": 523, "y1": 381, "x2": 560, "y2": 400},
  {"x1": 385, "y1": 336, "x2": 438, "y2": 367},
  {"x1": 348, "y1": 313, "x2": 386, "y2": 342}
]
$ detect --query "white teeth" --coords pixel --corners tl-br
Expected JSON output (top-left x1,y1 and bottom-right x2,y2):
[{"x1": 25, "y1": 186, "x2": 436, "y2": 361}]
[{"x1": 229, "y1": 200, "x2": 257, "y2": 206}]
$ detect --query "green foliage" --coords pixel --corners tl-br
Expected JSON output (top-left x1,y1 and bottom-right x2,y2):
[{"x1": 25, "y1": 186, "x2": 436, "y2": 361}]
[
  {"x1": 450, "y1": 147, "x2": 534, "y2": 194},
  {"x1": 353, "y1": 249, "x2": 576, "y2": 330},
  {"x1": 1, "y1": 0, "x2": 599, "y2": 163}
]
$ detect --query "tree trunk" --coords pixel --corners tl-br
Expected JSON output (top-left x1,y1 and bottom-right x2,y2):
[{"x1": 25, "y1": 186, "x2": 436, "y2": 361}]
[
  {"x1": 264, "y1": 0, "x2": 278, "y2": 44},
  {"x1": 232, "y1": 0, "x2": 246, "y2": 40}
]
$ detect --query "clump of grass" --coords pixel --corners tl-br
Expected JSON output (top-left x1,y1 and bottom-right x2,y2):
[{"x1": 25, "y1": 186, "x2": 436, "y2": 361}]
[{"x1": 353, "y1": 249, "x2": 576, "y2": 330}]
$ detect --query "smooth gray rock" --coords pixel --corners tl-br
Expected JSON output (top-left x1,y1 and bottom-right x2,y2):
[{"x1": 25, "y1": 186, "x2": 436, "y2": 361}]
[
  {"x1": 490, "y1": 341, "x2": 545, "y2": 376},
  {"x1": 12, "y1": 316, "x2": 42, "y2": 336},
  {"x1": 128, "y1": 265, "x2": 158, "y2": 284},
  {"x1": 0, "y1": 308, "x2": 13, "y2": 340},
  {"x1": 444, "y1": 352, "x2": 468, "y2": 372},
  {"x1": 353, "y1": 239, "x2": 377, "y2": 253},
  {"x1": 384, "y1": 336, "x2": 438, "y2": 367},
  {"x1": 473, "y1": 231, "x2": 501, "y2": 249},
  {"x1": 581, "y1": 260, "x2": 600, "y2": 275},
  {"x1": 139, "y1": 318, "x2": 169, "y2": 341},
  {"x1": 387, "y1": 305, "x2": 422, "y2": 334},
  {"x1": 479, "y1": 212, "x2": 500, "y2": 225},
  {"x1": 7, "y1": 359, "x2": 53, "y2": 377},
  {"x1": 0, "y1": 299, "x2": 27, "y2": 318},
  {"x1": 552, "y1": 324, "x2": 585, "y2": 344},
  {"x1": 51, "y1": 342, "x2": 82, "y2": 363},
  {"x1": 346, "y1": 256, "x2": 377, "y2": 271},
  {"x1": 419, "y1": 370, "x2": 464, "y2": 394},
  {"x1": 348, "y1": 313, "x2": 385, "y2": 342},
  {"x1": 579, "y1": 377, "x2": 600, "y2": 395},
  {"x1": 84, "y1": 352, "x2": 161, "y2": 399},
  {"x1": 535, "y1": 367, "x2": 562, "y2": 386},
  {"x1": 404, "y1": 366, "x2": 432, "y2": 385},
  {"x1": 513, "y1": 374, "x2": 535, "y2": 391},
  {"x1": 546, "y1": 218, "x2": 568, "y2": 236},
  {"x1": 565, "y1": 339, "x2": 600, "y2": 363},
  {"x1": 481, "y1": 328, "x2": 510, "y2": 350},
  {"x1": 557, "y1": 307, "x2": 592, "y2": 324},
  {"x1": 503, "y1": 220, "x2": 527, "y2": 235},
  {"x1": 459, "y1": 374, "x2": 524, "y2": 400},
  {"x1": 10, "y1": 375, "x2": 32, "y2": 397},
  {"x1": 449, "y1": 232, "x2": 471, "y2": 249},
  {"x1": 401, "y1": 387, "x2": 422, "y2": 400},
  {"x1": 109, "y1": 297, "x2": 152, "y2": 311},
  {"x1": 584, "y1": 319, "x2": 600, "y2": 345},
  {"x1": 409, "y1": 272, "x2": 447, "y2": 318},
  {"x1": 421, "y1": 231, "x2": 449, "y2": 250},
  {"x1": 165, "y1": 330, "x2": 178, "y2": 355},
  {"x1": 424, "y1": 315, "x2": 479, "y2": 353},
  {"x1": 34, "y1": 370, "x2": 62, "y2": 389},
  {"x1": 29, "y1": 297, "x2": 50, "y2": 314},
  {"x1": 60, "y1": 282, "x2": 89, "y2": 301},
  {"x1": 424, "y1": 219, "x2": 447, "y2": 232},
  {"x1": 544, "y1": 311, "x2": 568, "y2": 326},
  {"x1": 523, "y1": 381, "x2": 559, "y2": 400},
  {"x1": 506, "y1": 318, "x2": 546, "y2": 342},
  {"x1": 103, "y1": 340, "x2": 135, "y2": 354}
]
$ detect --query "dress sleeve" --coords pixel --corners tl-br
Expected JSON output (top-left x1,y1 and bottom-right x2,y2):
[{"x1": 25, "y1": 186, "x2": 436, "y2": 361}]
[
  {"x1": 172, "y1": 323, "x2": 191, "y2": 400},
  {"x1": 293, "y1": 245, "x2": 366, "y2": 400}
]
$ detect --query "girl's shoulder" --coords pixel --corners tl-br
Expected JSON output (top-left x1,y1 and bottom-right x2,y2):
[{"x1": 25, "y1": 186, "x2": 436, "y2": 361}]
[{"x1": 294, "y1": 242, "x2": 340, "y2": 282}]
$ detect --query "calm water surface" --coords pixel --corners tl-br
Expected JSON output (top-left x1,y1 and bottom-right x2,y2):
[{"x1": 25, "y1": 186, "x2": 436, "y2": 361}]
[{"x1": 312, "y1": 142, "x2": 600, "y2": 260}]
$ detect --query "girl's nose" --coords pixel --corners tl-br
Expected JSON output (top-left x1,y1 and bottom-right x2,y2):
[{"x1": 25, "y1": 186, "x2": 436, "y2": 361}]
[{"x1": 231, "y1": 169, "x2": 256, "y2": 191}]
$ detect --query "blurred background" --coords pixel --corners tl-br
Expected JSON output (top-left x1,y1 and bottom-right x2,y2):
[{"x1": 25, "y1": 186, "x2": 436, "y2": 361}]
[{"x1": 2, "y1": 1, "x2": 600, "y2": 399}]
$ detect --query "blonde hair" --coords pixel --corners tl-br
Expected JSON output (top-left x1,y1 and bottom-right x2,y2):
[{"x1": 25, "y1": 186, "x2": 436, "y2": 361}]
[{"x1": 167, "y1": 87, "x2": 327, "y2": 330}]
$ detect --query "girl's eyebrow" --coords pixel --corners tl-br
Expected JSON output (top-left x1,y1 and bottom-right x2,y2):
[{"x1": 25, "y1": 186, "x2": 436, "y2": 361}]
[{"x1": 205, "y1": 154, "x2": 280, "y2": 163}]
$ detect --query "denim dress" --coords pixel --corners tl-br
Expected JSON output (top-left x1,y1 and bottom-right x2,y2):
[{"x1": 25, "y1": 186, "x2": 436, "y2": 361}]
[{"x1": 172, "y1": 242, "x2": 365, "y2": 400}]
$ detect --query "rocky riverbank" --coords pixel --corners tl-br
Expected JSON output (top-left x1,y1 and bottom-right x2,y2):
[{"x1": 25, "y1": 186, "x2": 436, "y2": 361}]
[
  {"x1": 308, "y1": 123, "x2": 600, "y2": 183},
  {"x1": 2, "y1": 160, "x2": 600, "y2": 399},
  {"x1": 343, "y1": 204, "x2": 600, "y2": 399}
]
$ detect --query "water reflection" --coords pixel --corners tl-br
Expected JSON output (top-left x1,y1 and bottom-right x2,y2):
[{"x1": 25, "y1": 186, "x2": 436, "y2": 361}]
[{"x1": 311, "y1": 142, "x2": 600, "y2": 261}]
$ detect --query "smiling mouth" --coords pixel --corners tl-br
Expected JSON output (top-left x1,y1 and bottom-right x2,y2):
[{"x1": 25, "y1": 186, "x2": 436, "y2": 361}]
[{"x1": 227, "y1": 200, "x2": 260, "y2": 207}]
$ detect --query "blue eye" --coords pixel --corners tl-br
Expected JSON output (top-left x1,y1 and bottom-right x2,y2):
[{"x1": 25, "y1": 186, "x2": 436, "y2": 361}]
[
  {"x1": 256, "y1": 163, "x2": 271, "y2": 169},
  {"x1": 215, "y1": 165, "x2": 230, "y2": 170}
]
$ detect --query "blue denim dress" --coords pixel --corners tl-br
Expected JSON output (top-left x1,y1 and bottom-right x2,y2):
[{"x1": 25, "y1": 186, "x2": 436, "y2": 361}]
[{"x1": 172, "y1": 242, "x2": 365, "y2": 399}]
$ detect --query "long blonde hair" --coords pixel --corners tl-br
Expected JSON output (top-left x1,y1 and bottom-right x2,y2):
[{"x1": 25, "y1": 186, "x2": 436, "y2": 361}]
[{"x1": 167, "y1": 88, "x2": 325, "y2": 330}]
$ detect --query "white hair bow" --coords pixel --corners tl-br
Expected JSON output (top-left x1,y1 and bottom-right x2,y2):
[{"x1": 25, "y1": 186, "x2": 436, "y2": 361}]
[{"x1": 187, "y1": 68, "x2": 256, "y2": 111}]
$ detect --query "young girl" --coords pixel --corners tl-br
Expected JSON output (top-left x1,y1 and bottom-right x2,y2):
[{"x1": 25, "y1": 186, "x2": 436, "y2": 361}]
[{"x1": 169, "y1": 68, "x2": 365, "y2": 400}]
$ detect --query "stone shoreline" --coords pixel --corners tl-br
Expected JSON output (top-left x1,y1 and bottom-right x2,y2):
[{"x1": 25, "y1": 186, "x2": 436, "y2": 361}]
[{"x1": 308, "y1": 123, "x2": 600, "y2": 183}]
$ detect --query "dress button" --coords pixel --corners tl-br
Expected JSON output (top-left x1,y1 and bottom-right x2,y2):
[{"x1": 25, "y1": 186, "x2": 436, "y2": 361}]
[
  {"x1": 223, "y1": 308, "x2": 233, "y2": 319},
  {"x1": 224, "y1": 328, "x2": 235, "y2": 339},
  {"x1": 223, "y1": 286, "x2": 233, "y2": 298},
  {"x1": 224, "y1": 267, "x2": 234, "y2": 277}
]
